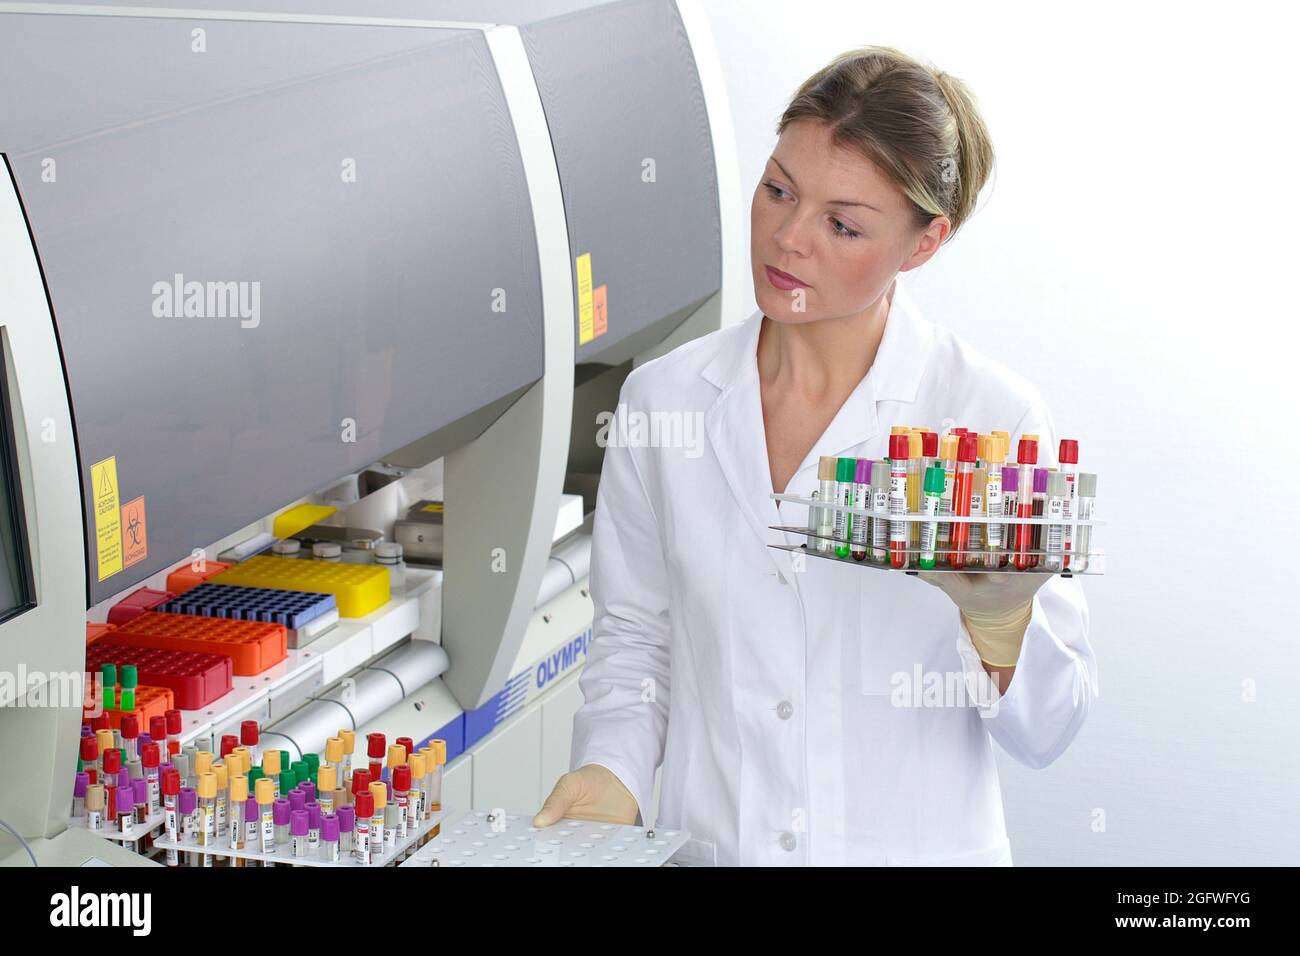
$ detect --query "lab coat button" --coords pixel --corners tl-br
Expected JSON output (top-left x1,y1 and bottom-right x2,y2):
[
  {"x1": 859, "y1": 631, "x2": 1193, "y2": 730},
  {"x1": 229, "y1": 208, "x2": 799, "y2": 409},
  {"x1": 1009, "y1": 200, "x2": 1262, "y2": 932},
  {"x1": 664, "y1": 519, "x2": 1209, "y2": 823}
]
[
  {"x1": 776, "y1": 700, "x2": 794, "y2": 720},
  {"x1": 779, "y1": 831, "x2": 797, "y2": 852}
]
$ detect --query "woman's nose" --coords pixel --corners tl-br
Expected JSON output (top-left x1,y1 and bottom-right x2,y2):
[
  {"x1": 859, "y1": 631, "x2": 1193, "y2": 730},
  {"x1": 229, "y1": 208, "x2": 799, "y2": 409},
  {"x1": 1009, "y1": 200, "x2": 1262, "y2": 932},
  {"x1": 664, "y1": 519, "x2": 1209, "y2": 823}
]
[{"x1": 773, "y1": 211, "x2": 813, "y2": 256}]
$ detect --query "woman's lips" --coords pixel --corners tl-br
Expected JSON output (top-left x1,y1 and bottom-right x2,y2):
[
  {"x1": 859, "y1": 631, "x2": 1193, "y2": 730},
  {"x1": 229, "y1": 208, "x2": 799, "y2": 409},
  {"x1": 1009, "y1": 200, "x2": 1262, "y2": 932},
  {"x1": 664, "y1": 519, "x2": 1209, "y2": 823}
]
[{"x1": 765, "y1": 265, "x2": 809, "y2": 291}]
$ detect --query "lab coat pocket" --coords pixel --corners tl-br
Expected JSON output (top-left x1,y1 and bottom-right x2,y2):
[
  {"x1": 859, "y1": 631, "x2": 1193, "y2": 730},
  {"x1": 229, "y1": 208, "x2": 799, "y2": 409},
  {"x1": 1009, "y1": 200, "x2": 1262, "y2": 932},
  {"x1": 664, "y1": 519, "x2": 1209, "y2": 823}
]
[
  {"x1": 885, "y1": 837, "x2": 1012, "y2": 867},
  {"x1": 858, "y1": 570, "x2": 962, "y2": 696}
]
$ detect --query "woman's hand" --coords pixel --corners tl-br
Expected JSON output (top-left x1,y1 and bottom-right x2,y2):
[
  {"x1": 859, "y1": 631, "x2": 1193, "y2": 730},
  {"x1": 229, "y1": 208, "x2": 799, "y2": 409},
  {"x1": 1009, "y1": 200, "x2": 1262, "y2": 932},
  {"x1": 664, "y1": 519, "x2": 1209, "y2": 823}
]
[
  {"x1": 533, "y1": 763, "x2": 639, "y2": 828},
  {"x1": 916, "y1": 569, "x2": 1051, "y2": 668}
]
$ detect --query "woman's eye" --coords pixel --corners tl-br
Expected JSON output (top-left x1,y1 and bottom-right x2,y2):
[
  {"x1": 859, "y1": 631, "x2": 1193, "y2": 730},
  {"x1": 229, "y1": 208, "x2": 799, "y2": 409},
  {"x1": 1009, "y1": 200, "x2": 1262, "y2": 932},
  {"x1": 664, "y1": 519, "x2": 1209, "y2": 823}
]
[
  {"x1": 830, "y1": 218, "x2": 862, "y2": 240},
  {"x1": 763, "y1": 183, "x2": 789, "y2": 201}
]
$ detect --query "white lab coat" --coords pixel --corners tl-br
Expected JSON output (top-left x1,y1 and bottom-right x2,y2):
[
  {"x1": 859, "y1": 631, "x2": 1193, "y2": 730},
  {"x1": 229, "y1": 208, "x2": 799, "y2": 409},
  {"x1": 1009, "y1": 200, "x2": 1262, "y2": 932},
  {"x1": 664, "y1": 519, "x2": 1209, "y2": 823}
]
[{"x1": 571, "y1": 274, "x2": 1097, "y2": 866}]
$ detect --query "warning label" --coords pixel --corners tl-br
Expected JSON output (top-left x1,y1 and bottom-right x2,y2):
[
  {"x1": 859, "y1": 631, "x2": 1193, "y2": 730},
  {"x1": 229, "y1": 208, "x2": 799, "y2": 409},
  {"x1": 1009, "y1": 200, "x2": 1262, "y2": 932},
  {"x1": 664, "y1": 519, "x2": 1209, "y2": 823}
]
[
  {"x1": 121, "y1": 495, "x2": 147, "y2": 569},
  {"x1": 91, "y1": 456, "x2": 122, "y2": 581}
]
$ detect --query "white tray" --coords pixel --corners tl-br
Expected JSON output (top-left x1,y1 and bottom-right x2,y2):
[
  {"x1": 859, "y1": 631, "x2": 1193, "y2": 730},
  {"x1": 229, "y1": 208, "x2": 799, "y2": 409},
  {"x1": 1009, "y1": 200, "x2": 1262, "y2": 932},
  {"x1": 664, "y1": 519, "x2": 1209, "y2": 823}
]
[{"x1": 399, "y1": 810, "x2": 689, "y2": 867}]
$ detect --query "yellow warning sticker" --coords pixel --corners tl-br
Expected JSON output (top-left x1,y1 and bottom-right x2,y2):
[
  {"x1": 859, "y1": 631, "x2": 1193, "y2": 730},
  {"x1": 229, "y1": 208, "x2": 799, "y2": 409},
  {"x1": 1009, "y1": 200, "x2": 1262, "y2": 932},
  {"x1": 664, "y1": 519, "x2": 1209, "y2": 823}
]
[
  {"x1": 91, "y1": 456, "x2": 122, "y2": 581},
  {"x1": 576, "y1": 252, "x2": 594, "y2": 345},
  {"x1": 121, "y1": 495, "x2": 148, "y2": 569},
  {"x1": 420, "y1": 502, "x2": 444, "y2": 513}
]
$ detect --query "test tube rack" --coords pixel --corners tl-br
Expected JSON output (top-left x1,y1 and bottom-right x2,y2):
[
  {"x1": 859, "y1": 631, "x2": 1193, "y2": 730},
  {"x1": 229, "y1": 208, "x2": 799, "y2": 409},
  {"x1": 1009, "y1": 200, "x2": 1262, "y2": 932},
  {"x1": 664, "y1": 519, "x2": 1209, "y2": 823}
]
[
  {"x1": 399, "y1": 810, "x2": 690, "y2": 867},
  {"x1": 150, "y1": 808, "x2": 446, "y2": 867},
  {"x1": 768, "y1": 492, "x2": 1105, "y2": 576}
]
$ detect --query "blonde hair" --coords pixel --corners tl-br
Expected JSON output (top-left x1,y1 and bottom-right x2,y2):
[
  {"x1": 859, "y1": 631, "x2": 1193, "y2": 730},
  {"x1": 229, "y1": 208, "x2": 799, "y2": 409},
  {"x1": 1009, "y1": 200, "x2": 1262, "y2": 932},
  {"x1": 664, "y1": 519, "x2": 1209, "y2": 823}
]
[{"x1": 778, "y1": 46, "x2": 995, "y2": 241}]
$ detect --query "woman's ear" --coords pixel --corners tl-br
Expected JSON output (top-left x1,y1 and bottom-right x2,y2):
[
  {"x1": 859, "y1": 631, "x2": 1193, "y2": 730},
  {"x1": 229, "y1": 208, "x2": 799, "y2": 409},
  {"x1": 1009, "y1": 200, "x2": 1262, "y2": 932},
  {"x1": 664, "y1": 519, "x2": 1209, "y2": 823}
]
[{"x1": 899, "y1": 215, "x2": 951, "y2": 272}]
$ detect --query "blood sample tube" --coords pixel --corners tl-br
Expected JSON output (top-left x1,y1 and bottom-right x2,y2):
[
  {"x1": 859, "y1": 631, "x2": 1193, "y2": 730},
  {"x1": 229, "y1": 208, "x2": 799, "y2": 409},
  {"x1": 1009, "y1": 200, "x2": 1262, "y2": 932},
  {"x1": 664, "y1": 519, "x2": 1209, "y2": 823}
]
[
  {"x1": 969, "y1": 464, "x2": 987, "y2": 568},
  {"x1": 197, "y1": 772, "x2": 216, "y2": 849},
  {"x1": 120, "y1": 714, "x2": 139, "y2": 764},
  {"x1": 354, "y1": 792, "x2": 374, "y2": 865},
  {"x1": 850, "y1": 458, "x2": 872, "y2": 561},
  {"x1": 178, "y1": 788, "x2": 197, "y2": 866},
  {"x1": 1032, "y1": 467, "x2": 1049, "y2": 568},
  {"x1": 339, "y1": 729, "x2": 356, "y2": 782},
  {"x1": 307, "y1": 801, "x2": 322, "y2": 852},
  {"x1": 85, "y1": 784, "x2": 105, "y2": 832},
  {"x1": 409, "y1": 753, "x2": 426, "y2": 821},
  {"x1": 262, "y1": 749, "x2": 281, "y2": 796},
  {"x1": 1074, "y1": 472, "x2": 1097, "y2": 572},
  {"x1": 906, "y1": 430, "x2": 923, "y2": 549},
  {"x1": 141, "y1": 742, "x2": 160, "y2": 815},
  {"x1": 1013, "y1": 437, "x2": 1039, "y2": 570},
  {"x1": 72, "y1": 772, "x2": 89, "y2": 819},
  {"x1": 116, "y1": 785, "x2": 134, "y2": 841},
  {"x1": 816, "y1": 456, "x2": 837, "y2": 553},
  {"x1": 888, "y1": 434, "x2": 910, "y2": 569},
  {"x1": 1045, "y1": 471, "x2": 1068, "y2": 572},
  {"x1": 338, "y1": 805, "x2": 356, "y2": 857},
  {"x1": 918, "y1": 465, "x2": 945, "y2": 570},
  {"x1": 937, "y1": 434, "x2": 959, "y2": 549},
  {"x1": 256, "y1": 777, "x2": 276, "y2": 856},
  {"x1": 243, "y1": 794, "x2": 260, "y2": 861},
  {"x1": 318, "y1": 766, "x2": 337, "y2": 815},
  {"x1": 321, "y1": 813, "x2": 341, "y2": 863},
  {"x1": 1059, "y1": 439, "x2": 1080, "y2": 569},
  {"x1": 80, "y1": 736, "x2": 98, "y2": 786},
  {"x1": 100, "y1": 664, "x2": 116, "y2": 712},
  {"x1": 229, "y1": 775, "x2": 248, "y2": 853},
  {"x1": 833, "y1": 457, "x2": 856, "y2": 557},
  {"x1": 369, "y1": 781, "x2": 387, "y2": 858},
  {"x1": 948, "y1": 433, "x2": 978, "y2": 568},
  {"x1": 291, "y1": 809, "x2": 309, "y2": 862},
  {"x1": 870, "y1": 461, "x2": 890, "y2": 564},
  {"x1": 1000, "y1": 465, "x2": 1018, "y2": 568},
  {"x1": 984, "y1": 436, "x2": 1007, "y2": 566},
  {"x1": 165, "y1": 709, "x2": 182, "y2": 758},
  {"x1": 393, "y1": 765, "x2": 412, "y2": 841},
  {"x1": 161, "y1": 769, "x2": 180, "y2": 867}
]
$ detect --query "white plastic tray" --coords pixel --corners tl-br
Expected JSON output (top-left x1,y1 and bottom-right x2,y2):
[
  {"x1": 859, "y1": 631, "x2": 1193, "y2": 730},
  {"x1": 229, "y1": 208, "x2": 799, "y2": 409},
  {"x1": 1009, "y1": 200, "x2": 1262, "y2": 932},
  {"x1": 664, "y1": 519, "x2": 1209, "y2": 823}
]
[{"x1": 399, "y1": 810, "x2": 689, "y2": 867}]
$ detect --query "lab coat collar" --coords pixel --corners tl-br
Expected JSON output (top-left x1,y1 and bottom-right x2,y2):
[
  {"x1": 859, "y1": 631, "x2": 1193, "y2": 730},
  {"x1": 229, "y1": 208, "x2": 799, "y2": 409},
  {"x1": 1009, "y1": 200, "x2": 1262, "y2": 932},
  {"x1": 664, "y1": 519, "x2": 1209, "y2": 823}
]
[{"x1": 700, "y1": 275, "x2": 935, "y2": 574}]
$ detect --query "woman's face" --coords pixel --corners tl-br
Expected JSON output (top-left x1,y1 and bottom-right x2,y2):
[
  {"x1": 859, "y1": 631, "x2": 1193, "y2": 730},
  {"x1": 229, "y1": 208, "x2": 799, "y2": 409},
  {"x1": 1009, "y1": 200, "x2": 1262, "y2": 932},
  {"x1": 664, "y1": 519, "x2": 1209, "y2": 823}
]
[{"x1": 750, "y1": 118, "x2": 948, "y2": 324}]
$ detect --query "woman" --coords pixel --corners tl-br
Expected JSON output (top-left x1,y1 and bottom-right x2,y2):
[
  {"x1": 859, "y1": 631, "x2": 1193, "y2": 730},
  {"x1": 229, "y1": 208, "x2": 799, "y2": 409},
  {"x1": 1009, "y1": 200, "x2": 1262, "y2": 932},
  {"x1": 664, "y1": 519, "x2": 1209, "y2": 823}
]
[{"x1": 534, "y1": 46, "x2": 1096, "y2": 865}]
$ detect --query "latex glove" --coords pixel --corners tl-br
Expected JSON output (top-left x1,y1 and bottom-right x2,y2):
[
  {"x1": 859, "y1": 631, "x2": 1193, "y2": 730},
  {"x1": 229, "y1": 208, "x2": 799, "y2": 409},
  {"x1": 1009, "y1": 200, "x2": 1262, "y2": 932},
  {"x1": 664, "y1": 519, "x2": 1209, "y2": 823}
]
[
  {"x1": 916, "y1": 570, "x2": 1049, "y2": 667},
  {"x1": 533, "y1": 763, "x2": 639, "y2": 827}
]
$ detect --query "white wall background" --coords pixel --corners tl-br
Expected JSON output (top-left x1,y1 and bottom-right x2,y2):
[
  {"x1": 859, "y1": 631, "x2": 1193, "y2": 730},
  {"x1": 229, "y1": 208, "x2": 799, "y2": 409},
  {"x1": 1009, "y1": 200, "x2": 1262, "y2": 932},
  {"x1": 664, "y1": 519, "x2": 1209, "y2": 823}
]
[{"x1": 701, "y1": 0, "x2": 1299, "y2": 864}]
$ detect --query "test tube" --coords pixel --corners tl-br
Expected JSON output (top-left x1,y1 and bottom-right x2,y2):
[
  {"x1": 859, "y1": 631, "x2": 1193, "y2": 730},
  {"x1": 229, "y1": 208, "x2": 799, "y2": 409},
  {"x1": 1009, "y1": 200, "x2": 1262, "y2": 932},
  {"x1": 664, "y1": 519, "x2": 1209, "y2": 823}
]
[
  {"x1": 131, "y1": 777, "x2": 148, "y2": 825},
  {"x1": 970, "y1": 464, "x2": 988, "y2": 567},
  {"x1": 197, "y1": 772, "x2": 216, "y2": 849},
  {"x1": 354, "y1": 792, "x2": 374, "y2": 865},
  {"x1": 112, "y1": 786, "x2": 133, "y2": 842},
  {"x1": 241, "y1": 720, "x2": 260, "y2": 769},
  {"x1": 1032, "y1": 467, "x2": 1048, "y2": 568},
  {"x1": 100, "y1": 664, "x2": 116, "y2": 712},
  {"x1": 141, "y1": 742, "x2": 160, "y2": 815},
  {"x1": 85, "y1": 783, "x2": 105, "y2": 832},
  {"x1": 984, "y1": 436, "x2": 1007, "y2": 566},
  {"x1": 849, "y1": 459, "x2": 872, "y2": 561},
  {"x1": 918, "y1": 465, "x2": 945, "y2": 570},
  {"x1": 307, "y1": 801, "x2": 322, "y2": 853},
  {"x1": 1059, "y1": 439, "x2": 1080, "y2": 569},
  {"x1": 429, "y1": 740, "x2": 446, "y2": 831},
  {"x1": 369, "y1": 781, "x2": 387, "y2": 858},
  {"x1": 1044, "y1": 471, "x2": 1068, "y2": 571},
  {"x1": 242, "y1": 794, "x2": 259, "y2": 862},
  {"x1": 161, "y1": 769, "x2": 180, "y2": 867},
  {"x1": 256, "y1": 777, "x2": 276, "y2": 857},
  {"x1": 274, "y1": 798, "x2": 292, "y2": 857},
  {"x1": 833, "y1": 457, "x2": 856, "y2": 558},
  {"x1": 72, "y1": 772, "x2": 89, "y2": 819},
  {"x1": 1013, "y1": 437, "x2": 1038, "y2": 570},
  {"x1": 119, "y1": 666, "x2": 137, "y2": 712},
  {"x1": 815, "y1": 456, "x2": 837, "y2": 553},
  {"x1": 291, "y1": 809, "x2": 309, "y2": 862},
  {"x1": 937, "y1": 434, "x2": 959, "y2": 548},
  {"x1": 338, "y1": 805, "x2": 356, "y2": 858},
  {"x1": 165, "y1": 709, "x2": 182, "y2": 758},
  {"x1": 80, "y1": 736, "x2": 98, "y2": 786},
  {"x1": 120, "y1": 714, "x2": 139, "y2": 764},
  {"x1": 213, "y1": 763, "x2": 228, "y2": 838},
  {"x1": 321, "y1": 813, "x2": 341, "y2": 863},
  {"x1": 805, "y1": 490, "x2": 822, "y2": 551},
  {"x1": 888, "y1": 435, "x2": 910, "y2": 568},
  {"x1": 178, "y1": 788, "x2": 197, "y2": 866},
  {"x1": 948, "y1": 434, "x2": 978, "y2": 568},
  {"x1": 384, "y1": 804, "x2": 399, "y2": 854},
  {"x1": 409, "y1": 753, "x2": 426, "y2": 822},
  {"x1": 1074, "y1": 473, "x2": 1097, "y2": 572},
  {"x1": 318, "y1": 765, "x2": 337, "y2": 815},
  {"x1": 393, "y1": 765, "x2": 412, "y2": 842},
  {"x1": 906, "y1": 430, "x2": 923, "y2": 549},
  {"x1": 228, "y1": 774, "x2": 248, "y2": 861},
  {"x1": 262, "y1": 749, "x2": 281, "y2": 796},
  {"x1": 339, "y1": 729, "x2": 356, "y2": 782}
]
